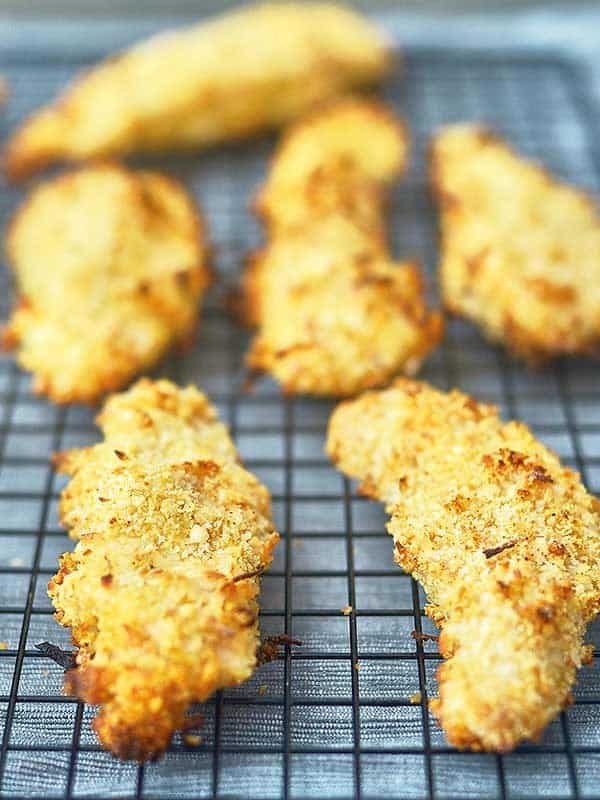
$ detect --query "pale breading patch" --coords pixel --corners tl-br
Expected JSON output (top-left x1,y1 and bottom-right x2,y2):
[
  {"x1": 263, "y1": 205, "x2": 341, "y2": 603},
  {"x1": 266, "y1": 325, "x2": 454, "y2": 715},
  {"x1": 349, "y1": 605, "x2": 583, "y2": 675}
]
[
  {"x1": 327, "y1": 378, "x2": 600, "y2": 751},
  {"x1": 243, "y1": 100, "x2": 442, "y2": 396},
  {"x1": 2, "y1": 164, "x2": 208, "y2": 404},
  {"x1": 432, "y1": 124, "x2": 600, "y2": 362},
  {"x1": 4, "y1": 3, "x2": 390, "y2": 180},
  {"x1": 48, "y1": 379, "x2": 279, "y2": 761}
]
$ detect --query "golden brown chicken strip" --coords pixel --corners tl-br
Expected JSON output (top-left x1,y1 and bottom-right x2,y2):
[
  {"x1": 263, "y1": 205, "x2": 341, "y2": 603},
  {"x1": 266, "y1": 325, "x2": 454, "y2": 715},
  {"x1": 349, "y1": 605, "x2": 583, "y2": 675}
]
[
  {"x1": 48, "y1": 378, "x2": 279, "y2": 761},
  {"x1": 432, "y1": 124, "x2": 600, "y2": 362},
  {"x1": 327, "y1": 378, "x2": 600, "y2": 751},
  {"x1": 4, "y1": 3, "x2": 390, "y2": 180},
  {"x1": 2, "y1": 164, "x2": 208, "y2": 404},
  {"x1": 243, "y1": 100, "x2": 442, "y2": 396}
]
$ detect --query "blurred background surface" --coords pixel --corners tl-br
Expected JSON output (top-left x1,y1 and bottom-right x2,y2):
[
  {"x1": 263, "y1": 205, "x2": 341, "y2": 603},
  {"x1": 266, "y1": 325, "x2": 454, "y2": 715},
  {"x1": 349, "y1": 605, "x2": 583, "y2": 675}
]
[
  {"x1": 1, "y1": 1, "x2": 599, "y2": 79},
  {"x1": 0, "y1": 0, "x2": 598, "y2": 13}
]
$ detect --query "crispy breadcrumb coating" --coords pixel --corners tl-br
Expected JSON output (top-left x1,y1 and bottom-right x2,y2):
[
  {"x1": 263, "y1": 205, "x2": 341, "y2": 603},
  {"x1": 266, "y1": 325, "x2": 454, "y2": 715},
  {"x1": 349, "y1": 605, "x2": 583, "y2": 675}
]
[
  {"x1": 4, "y1": 3, "x2": 390, "y2": 180},
  {"x1": 48, "y1": 379, "x2": 279, "y2": 761},
  {"x1": 2, "y1": 164, "x2": 208, "y2": 404},
  {"x1": 432, "y1": 124, "x2": 600, "y2": 362},
  {"x1": 243, "y1": 100, "x2": 442, "y2": 396},
  {"x1": 327, "y1": 378, "x2": 600, "y2": 752},
  {"x1": 255, "y1": 100, "x2": 407, "y2": 234}
]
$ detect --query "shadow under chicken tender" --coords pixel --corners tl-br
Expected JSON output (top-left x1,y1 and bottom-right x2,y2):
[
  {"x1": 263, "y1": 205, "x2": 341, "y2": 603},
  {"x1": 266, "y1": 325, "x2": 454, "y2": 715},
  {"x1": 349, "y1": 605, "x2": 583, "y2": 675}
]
[
  {"x1": 243, "y1": 100, "x2": 442, "y2": 396},
  {"x1": 432, "y1": 124, "x2": 600, "y2": 362},
  {"x1": 2, "y1": 164, "x2": 208, "y2": 404},
  {"x1": 4, "y1": 2, "x2": 390, "y2": 180},
  {"x1": 327, "y1": 378, "x2": 600, "y2": 752},
  {"x1": 48, "y1": 379, "x2": 279, "y2": 761}
]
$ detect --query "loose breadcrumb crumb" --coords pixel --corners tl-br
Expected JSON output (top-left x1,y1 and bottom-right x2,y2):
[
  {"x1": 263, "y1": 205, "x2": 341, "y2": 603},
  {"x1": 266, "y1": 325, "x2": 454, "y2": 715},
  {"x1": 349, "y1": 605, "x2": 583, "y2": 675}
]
[
  {"x1": 409, "y1": 691, "x2": 422, "y2": 705},
  {"x1": 341, "y1": 605, "x2": 353, "y2": 616}
]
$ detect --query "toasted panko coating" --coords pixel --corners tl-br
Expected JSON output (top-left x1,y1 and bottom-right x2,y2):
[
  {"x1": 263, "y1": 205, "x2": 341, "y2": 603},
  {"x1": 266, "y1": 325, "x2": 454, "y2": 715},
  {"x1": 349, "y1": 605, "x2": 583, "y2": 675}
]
[
  {"x1": 4, "y1": 3, "x2": 390, "y2": 180},
  {"x1": 432, "y1": 124, "x2": 600, "y2": 362},
  {"x1": 48, "y1": 379, "x2": 279, "y2": 761},
  {"x1": 2, "y1": 164, "x2": 208, "y2": 404},
  {"x1": 243, "y1": 100, "x2": 442, "y2": 396},
  {"x1": 327, "y1": 379, "x2": 600, "y2": 752},
  {"x1": 255, "y1": 99, "x2": 408, "y2": 233}
]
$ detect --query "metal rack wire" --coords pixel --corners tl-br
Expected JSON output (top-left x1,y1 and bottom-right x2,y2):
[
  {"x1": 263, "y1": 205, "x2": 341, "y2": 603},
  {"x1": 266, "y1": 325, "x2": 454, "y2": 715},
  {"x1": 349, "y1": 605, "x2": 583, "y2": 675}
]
[{"x1": 0, "y1": 41, "x2": 599, "y2": 800}]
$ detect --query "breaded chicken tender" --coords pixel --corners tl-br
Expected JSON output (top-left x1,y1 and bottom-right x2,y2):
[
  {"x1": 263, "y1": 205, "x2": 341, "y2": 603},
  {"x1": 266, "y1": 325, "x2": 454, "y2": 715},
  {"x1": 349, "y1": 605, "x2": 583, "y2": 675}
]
[
  {"x1": 327, "y1": 379, "x2": 600, "y2": 751},
  {"x1": 243, "y1": 100, "x2": 442, "y2": 396},
  {"x1": 4, "y1": 3, "x2": 390, "y2": 180},
  {"x1": 2, "y1": 164, "x2": 208, "y2": 404},
  {"x1": 48, "y1": 379, "x2": 279, "y2": 761},
  {"x1": 432, "y1": 124, "x2": 600, "y2": 362}
]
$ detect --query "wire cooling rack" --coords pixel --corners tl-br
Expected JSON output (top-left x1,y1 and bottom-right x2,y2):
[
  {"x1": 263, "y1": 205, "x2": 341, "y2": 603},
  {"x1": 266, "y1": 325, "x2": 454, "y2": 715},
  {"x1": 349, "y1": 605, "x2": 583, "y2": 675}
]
[{"x1": 1, "y1": 36, "x2": 600, "y2": 800}]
